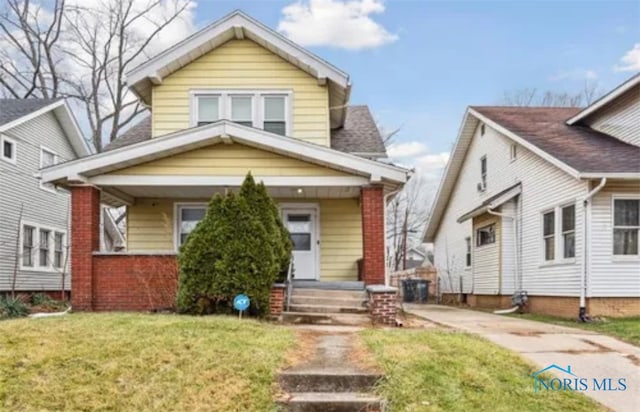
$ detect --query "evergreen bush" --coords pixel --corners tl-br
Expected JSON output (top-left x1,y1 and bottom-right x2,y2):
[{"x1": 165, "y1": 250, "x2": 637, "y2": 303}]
[{"x1": 176, "y1": 173, "x2": 290, "y2": 316}]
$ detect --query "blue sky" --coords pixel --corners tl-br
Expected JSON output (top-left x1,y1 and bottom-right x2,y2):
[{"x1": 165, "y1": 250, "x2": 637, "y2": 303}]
[{"x1": 189, "y1": 0, "x2": 639, "y2": 174}]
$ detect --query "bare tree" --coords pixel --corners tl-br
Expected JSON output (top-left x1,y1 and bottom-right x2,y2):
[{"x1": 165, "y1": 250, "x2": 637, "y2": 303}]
[
  {"x1": 503, "y1": 81, "x2": 603, "y2": 107},
  {"x1": 0, "y1": 0, "x2": 193, "y2": 151}
]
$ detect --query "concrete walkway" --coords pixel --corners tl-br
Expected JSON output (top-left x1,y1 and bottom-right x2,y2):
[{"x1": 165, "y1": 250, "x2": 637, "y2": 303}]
[{"x1": 406, "y1": 304, "x2": 640, "y2": 412}]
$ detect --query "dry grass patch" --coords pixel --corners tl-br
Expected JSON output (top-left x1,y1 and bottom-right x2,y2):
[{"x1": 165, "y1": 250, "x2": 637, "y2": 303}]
[{"x1": 0, "y1": 313, "x2": 295, "y2": 411}]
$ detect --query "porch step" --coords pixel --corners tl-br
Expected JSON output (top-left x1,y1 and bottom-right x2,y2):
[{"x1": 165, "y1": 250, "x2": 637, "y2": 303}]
[
  {"x1": 282, "y1": 311, "x2": 371, "y2": 326},
  {"x1": 291, "y1": 280, "x2": 365, "y2": 291},
  {"x1": 291, "y1": 288, "x2": 367, "y2": 300},
  {"x1": 289, "y1": 303, "x2": 367, "y2": 314},
  {"x1": 279, "y1": 369, "x2": 383, "y2": 393},
  {"x1": 290, "y1": 296, "x2": 366, "y2": 308},
  {"x1": 280, "y1": 392, "x2": 383, "y2": 412}
]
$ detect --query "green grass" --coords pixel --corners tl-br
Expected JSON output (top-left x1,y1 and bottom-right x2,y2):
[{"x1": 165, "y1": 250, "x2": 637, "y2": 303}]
[
  {"x1": 360, "y1": 329, "x2": 602, "y2": 412},
  {"x1": 0, "y1": 313, "x2": 295, "y2": 411},
  {"x1": 509, "y1": 314, "x2": 640, "y2": 346}
]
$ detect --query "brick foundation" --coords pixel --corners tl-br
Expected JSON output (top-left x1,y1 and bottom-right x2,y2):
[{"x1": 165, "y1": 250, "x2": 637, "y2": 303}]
[
  {"x1": 467, "y1": 294, "x2": 513, "y2": 309},
  {"x1": 367, "y1": 285, "x2": 398, "y2": 325},
  {"x1": 269, "y1": 284, "x2": 286, "y2": 317},
  {"x1": 587, "y1": 298, "x2": 640, "y2": 318},
  {"x1": 361, "y1": 186, "x2": 385, "y2": 286}
]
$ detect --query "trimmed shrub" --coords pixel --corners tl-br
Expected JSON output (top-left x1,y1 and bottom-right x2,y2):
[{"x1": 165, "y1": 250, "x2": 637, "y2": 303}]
[{"x1": 176, "y1": 192, "x2": 280, "y2": 316}]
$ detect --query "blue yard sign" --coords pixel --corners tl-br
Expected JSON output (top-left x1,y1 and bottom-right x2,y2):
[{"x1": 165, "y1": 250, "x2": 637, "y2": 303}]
[{"x1": 233, "y1": 294, "x2": 250, "y2": 318}]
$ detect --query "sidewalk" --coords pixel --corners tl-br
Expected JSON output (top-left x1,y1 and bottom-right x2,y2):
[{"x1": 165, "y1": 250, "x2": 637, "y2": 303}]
[{"x1": 405, "y1": 304, "x2": 640, "y2": 412}]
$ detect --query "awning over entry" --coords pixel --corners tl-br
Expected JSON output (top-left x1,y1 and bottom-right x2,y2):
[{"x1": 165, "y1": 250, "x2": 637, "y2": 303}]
[{"x1": 457, "y1": 183, "x2": 522, "y2": 223}]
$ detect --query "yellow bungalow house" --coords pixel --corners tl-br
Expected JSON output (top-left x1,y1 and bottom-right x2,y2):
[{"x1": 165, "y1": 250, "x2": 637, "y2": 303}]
[{"x1": 41, "y1": 11, "x2": 409, "y2": 314}]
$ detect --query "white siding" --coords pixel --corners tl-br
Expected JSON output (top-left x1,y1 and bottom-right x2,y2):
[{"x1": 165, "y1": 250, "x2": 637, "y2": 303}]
[
  {"x1": 472, "y1": 214, "x2": 500, "y2": 295},
  {"x1": 585, "y1": 85, "x2": 640, "y2": 147},
  {"x1": 589, "y1": 182, "x2": 640, "y2": 297},
  {"x1": 0, "y1": 112, "x2": 79, "y2": 291},
  {"x1": 433, "y1": 121, "x2": 588, "y2": 296},
  {"x1": 501, "y1": 199, "x2": 517, "y2": 295}
]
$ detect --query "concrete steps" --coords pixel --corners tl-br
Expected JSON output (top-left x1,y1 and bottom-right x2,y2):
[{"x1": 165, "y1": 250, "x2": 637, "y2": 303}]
[
  {"x1": 289, "y1": 303, "x2": 368, "y2": 314},
  {"x1": 282, "y1": 392, "x2": 383, "y2": 412},
  {"x1": 279, "y1": 368, "x2": 383, "y2": 393},
  {"x1": 282, "y1": 311, "x2": 371, "y2": 326},
  {"x1": 290, "y1": 296, "x2": 366, "y2": 307}
]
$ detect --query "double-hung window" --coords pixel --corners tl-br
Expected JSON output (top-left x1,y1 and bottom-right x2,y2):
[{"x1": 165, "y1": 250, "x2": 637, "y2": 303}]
[
  {"x1": 177, "y1": 205, "x2": 206, "y2": 247},
  {"x1": 193, "y1": 91, "x2": 290, "y2": 136},
  {"x1": 543, "y1": 211, "x2": 555, "y2": 261},
  {"x1": 22, "y1": 225, "x2": 35, "y2": 267},
  {"x1": 1, "y1": 134, "x2": 16, "y2": 164},
  {"x1": 54, "y1": 232, "x2": 65, "y2": 268},
  {"x1": 39, "y1": 229, "x2": 51, "y2": 266},
  {"x1": 613, "y1": 199, "x2": 639, "y2": 255},
  {"x1": 562, "y1": 205, "x2": 576, "y2": 258},
  {"x1": 196, "y1": 95, "x2": 220, "y2": 126}
]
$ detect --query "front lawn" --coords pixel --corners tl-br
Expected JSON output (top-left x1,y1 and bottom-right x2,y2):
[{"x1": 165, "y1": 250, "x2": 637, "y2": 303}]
[
  {"x1": 510, "y1": 314, "x2": 640, "y2": 346},
  {"x1": 360, "y1": 329, "x2": 602, "y2": 412},
  {"x1": 0, "y1": 313, "x2": 295, "y2": 411}
]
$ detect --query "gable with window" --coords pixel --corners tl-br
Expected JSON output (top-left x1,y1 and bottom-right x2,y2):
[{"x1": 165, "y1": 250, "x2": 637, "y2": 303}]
[
  {"x1": 613, "y1": 198, "x2": 639, "y2": 255},
  {"x1": 192, "y1": 91, "x2": 290, "y2": 136}
]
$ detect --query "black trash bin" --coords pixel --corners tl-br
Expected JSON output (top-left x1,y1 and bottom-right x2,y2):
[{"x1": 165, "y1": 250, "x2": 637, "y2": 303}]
[{"x1": 402, "y1": 279, "x2": 430, "y2": 303}]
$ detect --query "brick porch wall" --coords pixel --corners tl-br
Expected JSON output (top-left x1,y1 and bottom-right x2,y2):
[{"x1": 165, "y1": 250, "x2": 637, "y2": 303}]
[
  {"x1": 71, "y1": 186, "x2": 101, "y2": 310},
  {"x1": 361, "y1": 186, "x2": 385, "y2": 286}
]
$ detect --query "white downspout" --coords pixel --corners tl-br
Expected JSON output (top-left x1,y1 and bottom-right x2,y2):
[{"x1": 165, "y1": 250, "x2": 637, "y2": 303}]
[
  {"x1": 383, "y1": 187, "x2": 403, "y2": 287},
  {"x1": 580, "y1": 177, "x2": 607, "y2": 321}
]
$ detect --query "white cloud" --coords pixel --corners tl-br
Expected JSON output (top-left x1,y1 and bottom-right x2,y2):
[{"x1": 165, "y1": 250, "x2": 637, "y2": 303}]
[
  {"x1": 549, "y1": 68, "x2": 598, "y2": 82},
  {"x1": 387, "y1": 141, "x2": 427, "y2": 158},
  {"x1": 278, "y1": 0, "x2": 398, "y2": 50},
  {"x1": 614, "y1": 44, "x2": 640, "y2": 72}
]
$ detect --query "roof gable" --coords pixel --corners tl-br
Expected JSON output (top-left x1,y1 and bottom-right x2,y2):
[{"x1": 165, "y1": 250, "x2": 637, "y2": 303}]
[{"x1": 126, "y1": 10, "x2": 351, "y2": 127}]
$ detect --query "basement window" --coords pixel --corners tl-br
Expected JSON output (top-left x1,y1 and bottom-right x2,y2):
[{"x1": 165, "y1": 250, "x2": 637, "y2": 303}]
[
  {"x1": 613, "y1": 199, "x2": 639, "y2": 255},
  {"x1": 476, "y1": 224, "x2": 495, "y2": 247}
]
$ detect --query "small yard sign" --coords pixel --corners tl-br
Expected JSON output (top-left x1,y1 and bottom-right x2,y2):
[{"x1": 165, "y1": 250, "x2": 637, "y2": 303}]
[{"x1": 233, "y1": 294, "x2": 250, "y2": 318}]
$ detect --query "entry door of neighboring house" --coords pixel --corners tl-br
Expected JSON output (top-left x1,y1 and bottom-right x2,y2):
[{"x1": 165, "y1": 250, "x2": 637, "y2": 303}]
[{"x1": 282, "y1": 206, "x2": 319, "y2": 280}]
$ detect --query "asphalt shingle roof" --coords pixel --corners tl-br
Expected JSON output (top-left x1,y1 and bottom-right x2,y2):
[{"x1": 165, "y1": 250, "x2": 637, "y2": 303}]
[
  {"x1": 104, "y1": 105, "x2": 388, "y2": 157},
  {"x1": 0, "y1": 98, "x2": 61, "y2": 127},
  {"x1": 471, "y1": 106, "x2": 640, "y2": 174}
]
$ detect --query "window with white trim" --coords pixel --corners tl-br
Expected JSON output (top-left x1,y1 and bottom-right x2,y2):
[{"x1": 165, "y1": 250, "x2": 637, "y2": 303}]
[
  {"x1": 562, "y1": 205, "x2": 575, "y2": 258},
  {"x1": 192, "y1": 91, "x2": 290, "y2": 135},
  {"x1": 40, "y1": 147, "x2": 58, "y2": 191},
  {"x1": 476, "y1": 224, "x2": 495, "y2": 247},
  {"x1": 465, "y1": 237, "x2": 472, "y2": 267},
  {"x1": 22, "y1": 225, "x2": 35, "y2": 267},
  {"x1": 54, "y1": 232, "x2": 65, "y2": 268},
  {"x1": 613, "y1": 199, "x2": 639, "y2": 255},
  {"x1": 1, "y1": 134, "x2": 16, "y2": 164},
  {"x1": 177, "y1": 205, "x2": 206, "y2": 247},
  {"x1": 543, "y1": 210, "x2": 555, "y2": 261},
  {"x1": 39, "y1": 229, "x2": 51, "y2": 266}
]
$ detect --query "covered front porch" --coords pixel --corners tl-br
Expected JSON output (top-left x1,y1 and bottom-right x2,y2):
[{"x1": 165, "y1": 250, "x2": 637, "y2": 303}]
[{"x1": 42, "y1": 121, "x2": 408, "y2": 311}]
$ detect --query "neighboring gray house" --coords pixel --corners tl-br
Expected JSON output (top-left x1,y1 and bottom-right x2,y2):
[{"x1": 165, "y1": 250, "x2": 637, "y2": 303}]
[
  {"x1": 0, "y1": 99, "x2": 90, "y2": 294},
  {"x1": 424, "y1": 74, "x2": 640, "y2": 319}
]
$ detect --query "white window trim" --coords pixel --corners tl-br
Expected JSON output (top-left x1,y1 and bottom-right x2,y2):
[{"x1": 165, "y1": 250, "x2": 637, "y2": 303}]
[
  {"x1": 189, "y1": 89, "x2": 293, "y2": 136},
  {"x1": 1, "y1": 134, "x2": 17, "y2": 164},
  {"x1": 475, "y1": 223, "x2": 496, "y2": 248},
  {"x1": 173, "y1": 202, "x2": 208, "y2": 251},
  {"x1": 19, "y1": 220, "x2": 67, "y2": 272},
  {"x1": 539, "y1": 201, "x2": 578, "y2": 266},
  {"x1": 39, "y1": 145, "x2": 58, "y2": 193},
  {"x1": 611, "y1": 194, "x2": 640, "y2": 258},
  {"x1": 510, "y1": 144, "x2": 517, "y2": 162},
  {"x1": 561, "y1": 204, "x2": 576, "y2": 260}
]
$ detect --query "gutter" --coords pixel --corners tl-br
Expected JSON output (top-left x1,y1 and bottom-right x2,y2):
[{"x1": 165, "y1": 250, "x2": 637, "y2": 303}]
[{"x1": 580, "y1": 177, "x2": 607, "y2": 321}]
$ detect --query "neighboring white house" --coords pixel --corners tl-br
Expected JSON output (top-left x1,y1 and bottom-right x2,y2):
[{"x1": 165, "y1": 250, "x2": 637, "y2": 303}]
[
  {"x1": 0, "y1": 99, "x2": 90, "y2": 294},
  {"x1": 424, "y1": 74, "x2": 640, "y2": 318}
]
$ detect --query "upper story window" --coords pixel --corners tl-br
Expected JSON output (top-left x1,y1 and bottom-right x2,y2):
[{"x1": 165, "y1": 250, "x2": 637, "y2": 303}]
[
  {"x1": 192, "y1": 91, "x2": 291, "y2": 136},
  {"x1": 510, "y1": 144, "x2": 517, "y2": 161},
  {"x1": 613, "y1": 198, "x2": 639, "y2": 255},
  {"x1": 40, "y1": 147, "x2": 58, "y2": 192},
  {"x1": 1, "y1": 134, "x2": 17, "y2": 164},
  {"x1": 478, "y1": 156, "x2": 487, "y2": 192},
  {"x1": 476, "y1": 224, "x2": 495, "y2": 247}
]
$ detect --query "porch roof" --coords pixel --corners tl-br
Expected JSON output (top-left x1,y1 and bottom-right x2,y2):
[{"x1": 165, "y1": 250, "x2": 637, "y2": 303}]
[
  {"x1": 457, "y1": 183, "x2": 521, "y2": 223},
  {"x1": 40, "y1": 120, "x2": 409, "y2": 205}
]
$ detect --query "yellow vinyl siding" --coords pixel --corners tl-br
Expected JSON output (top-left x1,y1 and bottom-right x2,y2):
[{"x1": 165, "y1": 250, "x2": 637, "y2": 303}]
[
  {"x1": 126, "y1": 198, "x2": 362, "y2": 281},
  {"x1": 107, "y1": 142, "x2": 349, "y2": 177},
  {"x1": 152, "y1": 39, "x2": 330, "y2": 145}
]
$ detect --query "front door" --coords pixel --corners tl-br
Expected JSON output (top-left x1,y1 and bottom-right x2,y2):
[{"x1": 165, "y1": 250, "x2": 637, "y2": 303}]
[{"x1": 283, "y1": 208, "x2": 319, "y2": 280}]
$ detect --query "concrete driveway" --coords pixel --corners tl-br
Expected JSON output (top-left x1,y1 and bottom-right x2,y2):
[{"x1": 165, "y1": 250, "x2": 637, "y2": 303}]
[{"x1": 405, "y1": 304, "x2": 640, "y2": 412}]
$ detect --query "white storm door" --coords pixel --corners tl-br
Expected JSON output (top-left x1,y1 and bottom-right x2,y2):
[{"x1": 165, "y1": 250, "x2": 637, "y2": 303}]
[{"x1": 283, "y1": 209, "x2": 318, "y2": 280}]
